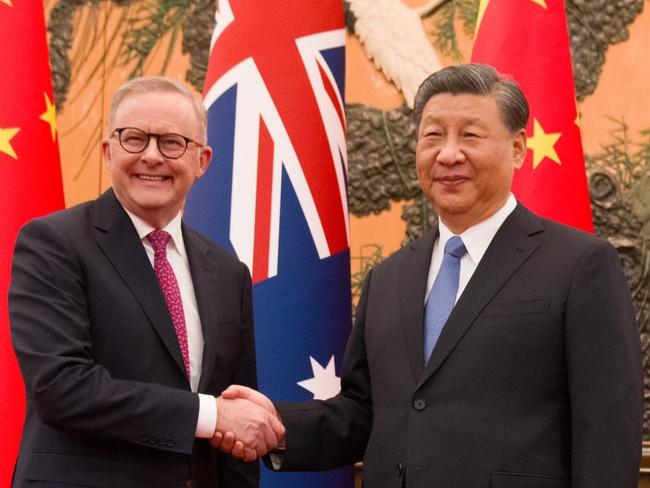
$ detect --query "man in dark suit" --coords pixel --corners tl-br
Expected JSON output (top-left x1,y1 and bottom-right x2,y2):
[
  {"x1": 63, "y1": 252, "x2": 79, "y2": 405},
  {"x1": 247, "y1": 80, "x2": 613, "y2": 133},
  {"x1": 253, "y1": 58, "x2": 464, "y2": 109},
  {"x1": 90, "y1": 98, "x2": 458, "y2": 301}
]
[
  {"x1": 9, "y1": 77, "x2": 283, "y2": 487},
  {"x1": 217, "y1": 64, "x2": 643, "y2": 487}
]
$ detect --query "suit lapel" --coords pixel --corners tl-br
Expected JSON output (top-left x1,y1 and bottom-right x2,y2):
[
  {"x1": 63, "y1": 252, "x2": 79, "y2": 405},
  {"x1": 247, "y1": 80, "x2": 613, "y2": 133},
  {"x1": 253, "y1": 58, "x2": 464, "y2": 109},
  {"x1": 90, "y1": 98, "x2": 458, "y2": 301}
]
[
  {"x1": 183, "y1": 228, "x2": 221, "y2": 393},
  {"x1": 89, "y1": 190, "x2": 188, "y2": 379},
  {"x1": 400, "y1": 230, "x2": 437, "y2": 381},
  {"x1": 417, "y1": 204, "x2": 544, "y2": 389}
]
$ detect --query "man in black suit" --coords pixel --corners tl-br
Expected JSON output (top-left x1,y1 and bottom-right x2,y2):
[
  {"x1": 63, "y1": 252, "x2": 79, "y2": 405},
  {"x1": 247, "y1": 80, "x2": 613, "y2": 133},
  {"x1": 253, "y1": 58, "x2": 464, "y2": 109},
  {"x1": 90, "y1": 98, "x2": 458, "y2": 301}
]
[
  {"x1": 9, "y1": 77, "x2": 283, "y2": 487},
  {"x1": 218, "y1": 64, "x2": 643, "y2": 487}
]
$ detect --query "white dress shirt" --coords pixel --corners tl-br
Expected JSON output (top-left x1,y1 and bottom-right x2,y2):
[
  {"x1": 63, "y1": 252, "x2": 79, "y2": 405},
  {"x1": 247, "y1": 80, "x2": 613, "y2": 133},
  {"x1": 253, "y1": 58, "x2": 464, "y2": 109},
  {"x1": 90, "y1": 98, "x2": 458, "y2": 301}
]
[
  {"x1": 425, "y1": 194, "x2": 517, "y2": 305},
  {"x1": 124, "y1": 208, "x2": 216, "y2": 439}
]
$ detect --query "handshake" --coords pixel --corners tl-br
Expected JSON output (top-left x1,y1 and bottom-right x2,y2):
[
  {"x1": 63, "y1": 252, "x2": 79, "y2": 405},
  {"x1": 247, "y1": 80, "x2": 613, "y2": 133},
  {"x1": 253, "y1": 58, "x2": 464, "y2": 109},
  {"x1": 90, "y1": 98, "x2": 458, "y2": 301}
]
[{"x1": 212, "y1": 385, "x2": 284, "y2": 462}]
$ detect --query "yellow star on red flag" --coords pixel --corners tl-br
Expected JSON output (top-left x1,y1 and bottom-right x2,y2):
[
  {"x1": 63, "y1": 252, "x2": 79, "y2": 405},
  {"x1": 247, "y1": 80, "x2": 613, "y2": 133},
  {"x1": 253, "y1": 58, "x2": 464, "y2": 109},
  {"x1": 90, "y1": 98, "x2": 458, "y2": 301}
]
[
  {"x1": 527, "y1": 119, "x2": 561, "y2": 169},
  {"x1": 0, "y1": 0, "x2": 66, "y2": 463},
  {"x1": 471, "y1": 0, "x2": 594, "y2": 232},
  {"x1": 39, "y1": 92, "x2": 57, "y2": 141},
  {"x1": 0, "y1": 127, "x2": 20, "y2": 159},
  {"x1": 574, "y1": 100, "x2": 581, "y2": 128},
  {"x1": 476, "y1": 1, "x2": 490, "y2": 33}
]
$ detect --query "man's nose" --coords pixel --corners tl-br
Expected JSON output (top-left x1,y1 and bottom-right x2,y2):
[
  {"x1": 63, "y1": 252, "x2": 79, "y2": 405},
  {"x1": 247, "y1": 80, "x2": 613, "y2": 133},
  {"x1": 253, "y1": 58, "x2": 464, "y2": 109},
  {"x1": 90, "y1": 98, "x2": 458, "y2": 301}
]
[
  {"x1": 141, "y1": 136, "x2": 164, "y2": 162},
  {"x1": 436, "y1": 137, "x2": 465, "y2": 165}
]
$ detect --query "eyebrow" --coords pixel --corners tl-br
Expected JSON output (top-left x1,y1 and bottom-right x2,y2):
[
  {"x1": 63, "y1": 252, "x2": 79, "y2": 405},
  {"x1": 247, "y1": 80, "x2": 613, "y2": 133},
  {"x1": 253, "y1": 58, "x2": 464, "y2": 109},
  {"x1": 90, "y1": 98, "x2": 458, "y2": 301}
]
[{"x1": 420, "y1": 115, "x2": 489, "y2": 127}]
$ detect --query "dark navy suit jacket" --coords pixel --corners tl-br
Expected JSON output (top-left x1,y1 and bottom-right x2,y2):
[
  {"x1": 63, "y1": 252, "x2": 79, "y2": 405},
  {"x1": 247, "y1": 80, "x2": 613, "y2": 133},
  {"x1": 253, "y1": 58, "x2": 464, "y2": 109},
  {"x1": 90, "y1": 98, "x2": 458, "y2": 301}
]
[
  {"x1": 10, "y1": 189, "x2": 258, "y2": 487},
  {"x1": 276, "y1": 203, "x2": 642, "y2": 488}
]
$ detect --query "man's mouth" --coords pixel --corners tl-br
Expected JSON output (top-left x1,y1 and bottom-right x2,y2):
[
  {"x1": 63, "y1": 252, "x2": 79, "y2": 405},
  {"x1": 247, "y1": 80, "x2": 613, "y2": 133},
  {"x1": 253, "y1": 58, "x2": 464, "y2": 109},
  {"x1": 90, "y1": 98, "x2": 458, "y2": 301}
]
[
  {"x1": 434, "y1": 175, "x2": 469, "y2": 184},
  {"x1": 136, "y1": 174, "x2": 171, "y2": 182}
]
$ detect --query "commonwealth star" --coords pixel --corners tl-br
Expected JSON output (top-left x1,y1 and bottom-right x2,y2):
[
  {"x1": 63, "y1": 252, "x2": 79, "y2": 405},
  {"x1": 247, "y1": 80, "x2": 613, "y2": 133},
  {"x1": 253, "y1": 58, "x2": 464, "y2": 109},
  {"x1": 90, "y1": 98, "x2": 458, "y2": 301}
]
[{"x1": 297, "y1": 355, "x2": 341, "y2": 400}]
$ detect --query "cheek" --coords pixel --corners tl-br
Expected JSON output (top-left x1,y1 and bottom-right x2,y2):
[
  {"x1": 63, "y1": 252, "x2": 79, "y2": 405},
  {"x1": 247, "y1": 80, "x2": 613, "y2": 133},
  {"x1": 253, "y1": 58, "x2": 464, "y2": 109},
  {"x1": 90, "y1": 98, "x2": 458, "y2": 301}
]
[
  {"x1": 415, "y1": 146, "x2": 434, "y2": 176},
  {"x1": 476, "y1": 159, "x2": 511, "y2": 194},
  {"x1": 415, "y1": 159, "x2": 431, "y2": 187},
  {"x1": 108, "y1": 160, "x2": 126, "y2": 179}
]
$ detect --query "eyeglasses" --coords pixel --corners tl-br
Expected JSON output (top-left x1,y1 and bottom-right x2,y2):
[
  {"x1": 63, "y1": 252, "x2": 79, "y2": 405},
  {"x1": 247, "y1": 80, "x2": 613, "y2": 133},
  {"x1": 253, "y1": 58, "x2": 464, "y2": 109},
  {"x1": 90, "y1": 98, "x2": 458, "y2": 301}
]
[{"x1": 112, "y1": 127, "x2": 203, "y2": 159}]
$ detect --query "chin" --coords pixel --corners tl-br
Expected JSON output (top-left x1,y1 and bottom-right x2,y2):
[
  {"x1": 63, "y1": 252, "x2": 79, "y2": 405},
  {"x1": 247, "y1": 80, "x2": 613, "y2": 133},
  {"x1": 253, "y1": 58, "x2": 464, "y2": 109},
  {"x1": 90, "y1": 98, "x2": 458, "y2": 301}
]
[
  {"x1": 132, "y1": 198, "x2": 168, "y2": 210},
  {"x1": 434, "y1": 197, "x2": 473, "y2": 215}
]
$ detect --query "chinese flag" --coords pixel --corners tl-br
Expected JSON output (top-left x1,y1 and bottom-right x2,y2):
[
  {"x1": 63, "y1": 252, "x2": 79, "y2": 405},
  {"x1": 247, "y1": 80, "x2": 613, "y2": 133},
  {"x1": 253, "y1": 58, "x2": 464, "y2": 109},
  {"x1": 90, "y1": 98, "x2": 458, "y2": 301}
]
[
  {"x1": 0, "y1": 0, "x2": 65, "y2": 482},
  {"x1": 471, "y1": 0, "x2": 593, "y2": 232}
]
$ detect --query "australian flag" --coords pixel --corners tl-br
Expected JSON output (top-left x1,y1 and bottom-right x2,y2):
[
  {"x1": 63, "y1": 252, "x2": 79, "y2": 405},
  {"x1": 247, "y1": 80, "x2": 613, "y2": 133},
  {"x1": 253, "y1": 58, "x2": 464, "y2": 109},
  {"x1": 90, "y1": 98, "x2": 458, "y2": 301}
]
[{"x1": 184, "y1": 0, "x2": 353, "y2": 486}]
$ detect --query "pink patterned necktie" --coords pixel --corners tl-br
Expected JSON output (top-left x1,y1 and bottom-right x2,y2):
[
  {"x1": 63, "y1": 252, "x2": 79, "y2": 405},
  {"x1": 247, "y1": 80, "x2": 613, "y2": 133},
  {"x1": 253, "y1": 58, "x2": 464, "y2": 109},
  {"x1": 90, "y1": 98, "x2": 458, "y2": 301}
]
[{"x1": 147, "y1": 229, "x2": 190, "y2": 379}]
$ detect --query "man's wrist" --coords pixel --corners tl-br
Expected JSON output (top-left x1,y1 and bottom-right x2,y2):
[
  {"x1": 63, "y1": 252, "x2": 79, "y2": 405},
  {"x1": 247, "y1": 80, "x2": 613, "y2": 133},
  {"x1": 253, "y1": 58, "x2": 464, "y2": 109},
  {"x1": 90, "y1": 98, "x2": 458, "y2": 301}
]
[{"x1": 195, "y1": 393, "x2": 218, "y2": 438}]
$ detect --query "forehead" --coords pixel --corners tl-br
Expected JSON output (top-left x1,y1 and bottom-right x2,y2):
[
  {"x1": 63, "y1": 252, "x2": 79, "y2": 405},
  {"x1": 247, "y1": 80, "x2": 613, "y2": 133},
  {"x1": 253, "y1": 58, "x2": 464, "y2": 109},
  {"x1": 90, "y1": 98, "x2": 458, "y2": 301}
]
[
  {"x1": 112, "y1": 90, "x2": 199, "y2": 133},
  {"x1": 419, "y1": 93, "x2": 503, "y2": 127}
]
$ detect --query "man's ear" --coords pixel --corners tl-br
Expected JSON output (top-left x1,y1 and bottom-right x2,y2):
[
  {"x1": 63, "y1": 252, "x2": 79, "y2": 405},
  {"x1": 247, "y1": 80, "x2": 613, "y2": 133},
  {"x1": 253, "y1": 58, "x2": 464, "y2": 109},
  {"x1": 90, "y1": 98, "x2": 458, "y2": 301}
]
[
  {"x1": 512, "y1": 129, "x2": 527, "y2": 170},
  {"x1": 196, "y1": 146, "x2": 213, "y2": 178},
  {"x1": 101, "y1": 139, "x2": 112, "y2": 169}
]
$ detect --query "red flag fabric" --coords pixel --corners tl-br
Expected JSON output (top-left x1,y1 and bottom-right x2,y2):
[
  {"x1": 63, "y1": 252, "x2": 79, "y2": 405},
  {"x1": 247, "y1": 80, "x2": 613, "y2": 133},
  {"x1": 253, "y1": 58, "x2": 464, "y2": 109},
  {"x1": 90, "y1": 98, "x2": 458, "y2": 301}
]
[
  {"x1": 0, "y1": 0, "x2": 65, "y2": 482},
  {"x1": 471, "y1": 0, "x2": 593, "y2": 232}
]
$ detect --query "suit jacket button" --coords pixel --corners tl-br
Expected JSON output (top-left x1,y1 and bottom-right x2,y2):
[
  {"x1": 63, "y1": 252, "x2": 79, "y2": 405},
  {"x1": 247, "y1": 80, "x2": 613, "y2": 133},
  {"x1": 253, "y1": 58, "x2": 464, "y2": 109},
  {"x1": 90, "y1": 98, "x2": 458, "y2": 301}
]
[
  {"x1": 413, "y1": 398, "x2": 426, "y2": 410},
  {"x1": 396, "y1": 463, "x2": 404, "y2": 476}
]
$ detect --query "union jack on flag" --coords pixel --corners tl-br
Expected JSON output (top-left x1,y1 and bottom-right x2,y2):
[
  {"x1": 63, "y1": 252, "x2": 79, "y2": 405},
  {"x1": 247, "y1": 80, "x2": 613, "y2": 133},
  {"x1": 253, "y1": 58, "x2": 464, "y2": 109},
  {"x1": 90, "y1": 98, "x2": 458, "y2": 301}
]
[{"x1": 184, "y1": 1, "x2": 354, "y2": 486}]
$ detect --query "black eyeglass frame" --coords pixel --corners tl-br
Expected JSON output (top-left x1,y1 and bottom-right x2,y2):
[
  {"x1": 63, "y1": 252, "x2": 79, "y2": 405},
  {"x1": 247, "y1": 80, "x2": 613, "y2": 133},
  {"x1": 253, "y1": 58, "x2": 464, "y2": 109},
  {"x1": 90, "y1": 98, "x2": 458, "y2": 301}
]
[{"x1": 112, "y1": 127, "x2": 204, "y2": 159}]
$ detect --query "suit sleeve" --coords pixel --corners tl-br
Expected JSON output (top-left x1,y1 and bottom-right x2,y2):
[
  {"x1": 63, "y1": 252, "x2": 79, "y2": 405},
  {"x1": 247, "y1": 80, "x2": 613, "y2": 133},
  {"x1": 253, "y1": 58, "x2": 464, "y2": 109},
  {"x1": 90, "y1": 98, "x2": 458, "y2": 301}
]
[
  {"x1": 565, "y1": 239, "x2": 643, "y2": 488},
  {"x1": 273, "y1": 271, "x2": 375, "y2": 470},
  {"x1": 9, "y1": 218, "x2": 199, "y2": 454}
]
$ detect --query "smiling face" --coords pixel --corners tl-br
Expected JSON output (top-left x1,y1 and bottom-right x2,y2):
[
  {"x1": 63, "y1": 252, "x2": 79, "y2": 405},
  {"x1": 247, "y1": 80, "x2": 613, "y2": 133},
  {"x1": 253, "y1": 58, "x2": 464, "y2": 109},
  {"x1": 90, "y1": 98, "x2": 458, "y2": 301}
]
[
  {"x1": 415, "y1": 92, "x2": 526, "y2": 234},
  {"x1": 102, "y1": 90, "x2": 212, "y2": 228}
]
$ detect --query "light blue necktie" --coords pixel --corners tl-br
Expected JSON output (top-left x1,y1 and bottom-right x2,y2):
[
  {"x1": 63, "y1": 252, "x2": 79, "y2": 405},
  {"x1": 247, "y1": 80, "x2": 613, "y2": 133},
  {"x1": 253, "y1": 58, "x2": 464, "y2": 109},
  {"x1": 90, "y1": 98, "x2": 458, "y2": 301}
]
[{"x1": 423, "y1": 236, "x2": 466, "y2": 364}]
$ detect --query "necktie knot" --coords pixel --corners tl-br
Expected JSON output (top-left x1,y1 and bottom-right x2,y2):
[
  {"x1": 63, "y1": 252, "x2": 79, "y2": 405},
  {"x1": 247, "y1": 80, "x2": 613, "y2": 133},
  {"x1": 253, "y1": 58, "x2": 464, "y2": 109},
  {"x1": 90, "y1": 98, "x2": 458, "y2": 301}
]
[
  {"x1": 147, "y1": 229, "x2": 171, "y2": 253},
  {"x1": 444, "y1": 235, "x2": 466, "y2": 259}
]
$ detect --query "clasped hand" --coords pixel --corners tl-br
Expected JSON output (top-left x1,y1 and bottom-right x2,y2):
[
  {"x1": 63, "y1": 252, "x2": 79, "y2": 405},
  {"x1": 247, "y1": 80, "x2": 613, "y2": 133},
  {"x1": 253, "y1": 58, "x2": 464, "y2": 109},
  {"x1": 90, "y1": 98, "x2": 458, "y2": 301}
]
[{"x1": 212, "y1": 385, "x2": 283, "y2": 462}]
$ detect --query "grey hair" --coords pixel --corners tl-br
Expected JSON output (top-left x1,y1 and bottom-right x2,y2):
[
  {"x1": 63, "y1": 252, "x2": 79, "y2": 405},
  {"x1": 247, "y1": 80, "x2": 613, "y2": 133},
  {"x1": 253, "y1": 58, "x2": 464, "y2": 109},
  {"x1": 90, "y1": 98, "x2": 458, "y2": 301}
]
[
  {"x1": 413, "y1": 63, "x2": 529, "y2": 134},
  {"x1": 108, "y1": 76, "x2": 208, "y2": 143}
]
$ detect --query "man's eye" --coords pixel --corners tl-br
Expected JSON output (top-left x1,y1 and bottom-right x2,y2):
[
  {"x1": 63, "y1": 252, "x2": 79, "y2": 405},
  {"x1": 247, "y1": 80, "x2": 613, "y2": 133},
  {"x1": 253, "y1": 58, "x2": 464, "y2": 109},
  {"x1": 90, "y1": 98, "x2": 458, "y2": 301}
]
[
  {"x1": 123, "y1": 134, "x2": 147, "y2": 144},
  {"x1": 160, "y1": 136, "x2": 185, "y2": 149},
  {"x1": 126, "y1": 135, "x2": 146, "y2": 143}
]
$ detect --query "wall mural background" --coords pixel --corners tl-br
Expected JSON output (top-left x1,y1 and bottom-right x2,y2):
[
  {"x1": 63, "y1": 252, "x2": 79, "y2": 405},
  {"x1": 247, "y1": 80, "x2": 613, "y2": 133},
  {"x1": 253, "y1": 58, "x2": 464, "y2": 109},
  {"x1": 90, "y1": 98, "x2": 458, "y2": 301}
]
[{"x1": 45, "y1": 0, "x2": 650, "y2": 435}]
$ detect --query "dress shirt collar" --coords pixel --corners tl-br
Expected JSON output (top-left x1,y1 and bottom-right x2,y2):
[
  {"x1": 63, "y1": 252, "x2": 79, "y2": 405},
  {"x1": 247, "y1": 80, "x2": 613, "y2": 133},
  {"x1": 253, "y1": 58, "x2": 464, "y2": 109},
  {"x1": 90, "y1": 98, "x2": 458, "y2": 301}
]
[
  {"x1": 438, "y1": 193, "x2": 517, "y2": 265},
  {"x1": 122, "y1": 207, "x2": 187, "y2": 258}
]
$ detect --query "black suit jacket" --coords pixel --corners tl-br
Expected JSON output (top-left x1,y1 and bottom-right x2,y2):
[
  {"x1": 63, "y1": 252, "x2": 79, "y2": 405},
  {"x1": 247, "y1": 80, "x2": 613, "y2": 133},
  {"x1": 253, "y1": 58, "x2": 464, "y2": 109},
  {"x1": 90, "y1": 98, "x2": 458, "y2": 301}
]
[
  {"x1": 9, "y1": 189, "x2": 258, "y2": 487},
  {"x1": 275, "y1": 204, "x2": 643, "y2": 488}
]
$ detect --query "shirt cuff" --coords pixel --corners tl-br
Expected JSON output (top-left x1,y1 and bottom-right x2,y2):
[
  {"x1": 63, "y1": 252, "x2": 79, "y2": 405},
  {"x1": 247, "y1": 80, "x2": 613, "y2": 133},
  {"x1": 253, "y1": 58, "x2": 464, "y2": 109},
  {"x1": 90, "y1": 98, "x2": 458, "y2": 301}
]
[
  {"x1": 269, "y1": 450, "x2": 285, "y2": 470},
  {"x1": 195, "y1": 394, "x2": 217, "y2": 438}
]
